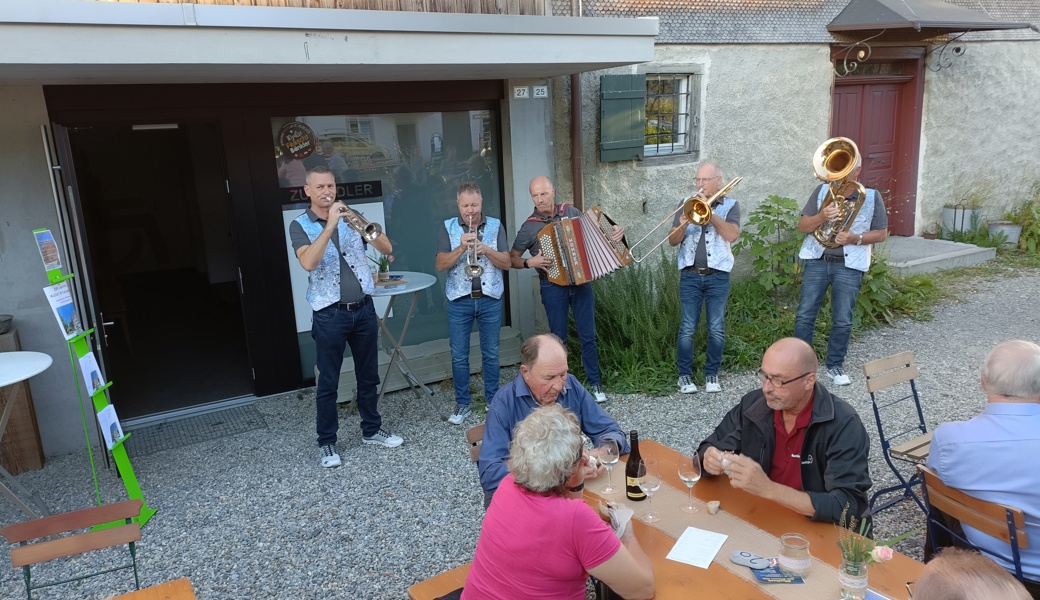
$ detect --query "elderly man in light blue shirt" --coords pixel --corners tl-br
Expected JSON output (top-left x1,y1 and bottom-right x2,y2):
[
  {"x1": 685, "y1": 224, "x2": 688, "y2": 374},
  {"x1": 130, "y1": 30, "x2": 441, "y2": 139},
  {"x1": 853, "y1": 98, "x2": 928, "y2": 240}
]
[
  {"x1": 478, "y1": 334, "x2": 629, "y2": 507},
  {"x1": 926, "y1": 339, "x2": 1040, "y2": 585}
]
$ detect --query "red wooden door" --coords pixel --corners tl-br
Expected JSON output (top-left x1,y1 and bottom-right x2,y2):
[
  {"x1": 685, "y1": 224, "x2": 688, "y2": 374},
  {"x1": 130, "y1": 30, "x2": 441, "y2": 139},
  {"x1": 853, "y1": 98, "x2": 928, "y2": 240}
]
[{"x1": 832, "y1": 82, "x2": 913, "y2": 235}]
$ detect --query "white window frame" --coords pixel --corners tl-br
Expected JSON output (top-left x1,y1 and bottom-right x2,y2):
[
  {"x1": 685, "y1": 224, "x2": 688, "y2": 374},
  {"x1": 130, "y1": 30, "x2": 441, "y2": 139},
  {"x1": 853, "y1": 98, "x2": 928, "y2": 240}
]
[{"x1": 643, "y1": 73, "x2": 692, "y2": 157}]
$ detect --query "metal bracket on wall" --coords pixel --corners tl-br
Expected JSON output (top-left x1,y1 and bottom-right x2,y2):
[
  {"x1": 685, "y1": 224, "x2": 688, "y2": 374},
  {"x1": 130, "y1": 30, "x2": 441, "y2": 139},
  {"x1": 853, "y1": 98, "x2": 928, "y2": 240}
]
[
  {"x1": 926, "y1": 31, "x2": 969, "y2": 72},
  {"x1": 834, "y1": 30, "x2": 885, "y2": 77}
]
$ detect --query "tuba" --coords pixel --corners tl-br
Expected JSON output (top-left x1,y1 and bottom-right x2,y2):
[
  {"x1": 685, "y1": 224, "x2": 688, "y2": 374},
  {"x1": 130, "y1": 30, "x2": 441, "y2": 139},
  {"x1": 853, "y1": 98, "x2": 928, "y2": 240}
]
[{"x1": 811, "y1": 137, "x2": 867, "y2": 248}]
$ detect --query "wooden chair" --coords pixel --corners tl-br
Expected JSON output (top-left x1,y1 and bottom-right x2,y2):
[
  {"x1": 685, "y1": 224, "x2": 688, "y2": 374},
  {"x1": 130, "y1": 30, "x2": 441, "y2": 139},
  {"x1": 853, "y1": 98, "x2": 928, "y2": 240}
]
[
  {"x1": 919, "y1": 465, "x2": 1030, "y2": 582},
  {"x1": 0, "y1": 499, "x2": 143, "y2": 599},
  {"x1": 466, "y1": 423, "x2": 484, "y2": 463},
  {"x1": 863, "y1": 351, "x2": 930, "y2": 514},
  {"x1": 113, "y1": 577, "x2": 196, "y2": 599}
]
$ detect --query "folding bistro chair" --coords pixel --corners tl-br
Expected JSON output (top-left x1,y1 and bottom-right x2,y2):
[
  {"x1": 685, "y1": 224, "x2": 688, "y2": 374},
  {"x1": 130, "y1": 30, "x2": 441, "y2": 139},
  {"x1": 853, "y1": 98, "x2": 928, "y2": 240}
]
[
  {"x1": 466, "y1": 423, "x2": 485, "y2": 463},
  {"x1": 919, "y1": 465, "x2": 1032, "y2": 585},
  {"x1": 863, "y1": 351, "x2": 930, "y2": 514}
]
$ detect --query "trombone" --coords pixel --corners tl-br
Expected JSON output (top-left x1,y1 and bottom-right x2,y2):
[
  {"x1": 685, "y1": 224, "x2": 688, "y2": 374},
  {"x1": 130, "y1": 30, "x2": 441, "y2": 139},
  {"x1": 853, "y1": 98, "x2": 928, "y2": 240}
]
[
  {"x1": 629, "y1": 177, "x2": 743, "y2": 263},
  {"x1": 464, "y1": 214, "x2": 485, "y2": 278}
]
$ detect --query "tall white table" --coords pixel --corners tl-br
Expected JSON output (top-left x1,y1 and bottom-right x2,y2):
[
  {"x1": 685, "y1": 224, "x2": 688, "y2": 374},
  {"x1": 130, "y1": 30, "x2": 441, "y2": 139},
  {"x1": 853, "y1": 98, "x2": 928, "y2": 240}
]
[
  {"x1": 371, "y1": 271, "x2": 439, "y2": 403},
  {"x1": 0, "y1": 351, "x2": 53, "y2": 518}
]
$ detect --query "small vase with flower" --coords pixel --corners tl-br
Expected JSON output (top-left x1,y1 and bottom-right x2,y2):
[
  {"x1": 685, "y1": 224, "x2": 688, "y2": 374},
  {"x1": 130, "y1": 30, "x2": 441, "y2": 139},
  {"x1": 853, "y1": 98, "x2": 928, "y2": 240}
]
[{"x1": 835, "y1": 504, "x2": 914, "y2": 600}]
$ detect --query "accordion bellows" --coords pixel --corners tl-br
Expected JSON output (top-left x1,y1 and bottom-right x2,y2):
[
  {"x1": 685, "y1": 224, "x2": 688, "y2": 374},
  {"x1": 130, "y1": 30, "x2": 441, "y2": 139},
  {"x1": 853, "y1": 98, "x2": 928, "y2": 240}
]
[{"x1": 537, "y1": 206, "x2": 633, "y2": 286}]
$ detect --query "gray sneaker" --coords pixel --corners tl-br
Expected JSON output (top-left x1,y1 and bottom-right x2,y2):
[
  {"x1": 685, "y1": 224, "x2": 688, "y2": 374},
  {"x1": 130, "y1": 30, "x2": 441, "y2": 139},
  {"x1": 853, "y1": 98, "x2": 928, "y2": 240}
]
[
  {"x1": 678, "y1": 375, "x2": 698, "y2": 394},
  {"x1": 704, "y1": 375, "x2": 722, "y2": 393},
  {"x1": 319, "y1": 444, "x2": 341, "y2": 468},
  {"x1": 447, "y1": 404, "x2": 471, "y2": 425},
  {"x1": 592, "y1": 386, "x2": 608, "y2": 403},
  {"x1": 827, "y1": 367, "x2": 852, "y2": 386},
  {"x1": 362, "y1": 428, "x2": 404, "y2": 448}
]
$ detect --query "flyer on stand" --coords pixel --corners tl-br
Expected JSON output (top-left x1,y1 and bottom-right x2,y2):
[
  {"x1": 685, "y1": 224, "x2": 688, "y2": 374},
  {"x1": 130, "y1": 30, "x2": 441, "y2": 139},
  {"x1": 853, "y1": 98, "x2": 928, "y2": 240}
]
[
  {"x1": 33, "y1": 229, "x2": 62, "y2": 271},
  {"x1": 78, "y1": 352, "x2": 107, "y2": 397},
  {"x1": 43, "y1": 280, "x2": 82, "y2": 340},
  {"x1": 97, "y1": 404, "x2": 125, "y2": 450}
]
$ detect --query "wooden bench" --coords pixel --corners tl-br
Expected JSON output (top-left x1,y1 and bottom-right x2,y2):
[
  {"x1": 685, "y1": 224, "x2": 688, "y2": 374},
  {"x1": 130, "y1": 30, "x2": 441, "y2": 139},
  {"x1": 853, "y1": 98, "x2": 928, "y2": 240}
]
[
  {"x1": 113, "y1": 577, "x2": 196, "y2": 599},
  {"x1": 408, "y1": 562, "x2": 470, "y2": 600},
  {"x1": 0, "y1": 499, "x2": 143, "y2": 599}
]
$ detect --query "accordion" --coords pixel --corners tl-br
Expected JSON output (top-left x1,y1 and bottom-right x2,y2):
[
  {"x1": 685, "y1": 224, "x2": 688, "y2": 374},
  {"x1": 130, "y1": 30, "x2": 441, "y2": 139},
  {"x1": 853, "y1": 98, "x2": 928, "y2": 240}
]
[{"x1": 536, "y1": 206, "x2": 633, "y2": 286}]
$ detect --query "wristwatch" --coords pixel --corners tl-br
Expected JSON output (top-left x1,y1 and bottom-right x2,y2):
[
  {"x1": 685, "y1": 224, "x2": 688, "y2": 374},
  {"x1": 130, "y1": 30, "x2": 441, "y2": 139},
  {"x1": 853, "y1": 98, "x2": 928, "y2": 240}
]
[
  {"x1": 523, "y1": 258, "x2": 529, "y2": 268},
  {"x1": 856, "y1": 234, "x2": 863, "y2": 246}
]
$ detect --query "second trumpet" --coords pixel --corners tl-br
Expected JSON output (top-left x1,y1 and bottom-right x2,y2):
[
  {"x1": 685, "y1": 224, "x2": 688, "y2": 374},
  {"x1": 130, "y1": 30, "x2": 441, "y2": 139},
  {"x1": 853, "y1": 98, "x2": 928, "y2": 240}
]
[{"x1": 464, "y1": 214, "x2": 484, "y2": 278}]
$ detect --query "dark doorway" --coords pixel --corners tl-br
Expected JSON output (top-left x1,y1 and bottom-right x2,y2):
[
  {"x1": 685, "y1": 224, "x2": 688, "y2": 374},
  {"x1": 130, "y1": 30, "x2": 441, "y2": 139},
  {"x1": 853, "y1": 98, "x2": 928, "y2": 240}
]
[{"x1": 68, "y1": 122, "x2": 253, "y2": 419}]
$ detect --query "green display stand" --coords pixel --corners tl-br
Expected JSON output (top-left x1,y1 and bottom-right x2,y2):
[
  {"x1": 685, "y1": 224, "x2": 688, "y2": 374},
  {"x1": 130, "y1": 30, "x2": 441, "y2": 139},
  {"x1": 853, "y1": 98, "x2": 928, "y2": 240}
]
[{"x1": 40, "y1": 255, "x2": 156, "y2": 528}]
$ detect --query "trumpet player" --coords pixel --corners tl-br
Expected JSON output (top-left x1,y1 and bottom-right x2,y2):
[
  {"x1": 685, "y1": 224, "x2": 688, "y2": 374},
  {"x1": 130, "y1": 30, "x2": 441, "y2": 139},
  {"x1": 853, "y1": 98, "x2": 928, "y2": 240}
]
[
  {"x1": 667, "y1": 162, "x2": 741, "y2": 394},
  {"x1": 436, "y1": 183, "x2": 511, "y2": 425},
  {"x1": 289, "y1": 166, "x2": 402, "y2": 469},
  {"x1": 794, "y1": 154, "x2": 888, "y2": 386}
]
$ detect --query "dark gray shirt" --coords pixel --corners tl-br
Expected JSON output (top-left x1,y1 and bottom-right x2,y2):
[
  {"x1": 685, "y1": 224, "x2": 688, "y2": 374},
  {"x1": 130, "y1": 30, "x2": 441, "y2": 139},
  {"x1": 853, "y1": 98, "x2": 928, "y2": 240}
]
[
  {"x1": 288, "y1": 208, "x2": 366, "y2": 304},
  {"x1": 436, "y1": 215, "x2": 509, "y2": 292},
  {"x1": 512, "y1": 205, "x2": 582, "y2": 280},
  {"x1": 672, "y1": 197, "x2": 741, "y2": 269},
  {"x1": 802, "y1": 184, "x2": 888, "y2": 257}
]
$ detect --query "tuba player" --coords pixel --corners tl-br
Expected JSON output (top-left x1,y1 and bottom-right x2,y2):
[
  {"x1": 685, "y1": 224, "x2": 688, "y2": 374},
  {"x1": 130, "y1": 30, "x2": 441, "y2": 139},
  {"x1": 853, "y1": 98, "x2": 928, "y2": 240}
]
[{"x1": 793, "y1": 151, "x2": 888, "y2": 386}]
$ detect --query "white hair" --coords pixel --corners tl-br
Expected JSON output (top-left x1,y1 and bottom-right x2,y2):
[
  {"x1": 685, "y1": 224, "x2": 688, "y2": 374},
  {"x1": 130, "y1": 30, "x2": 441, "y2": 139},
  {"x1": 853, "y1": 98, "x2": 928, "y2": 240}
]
[{"x1": 508, "y1": 404, "x2": 582, "y2": 493}]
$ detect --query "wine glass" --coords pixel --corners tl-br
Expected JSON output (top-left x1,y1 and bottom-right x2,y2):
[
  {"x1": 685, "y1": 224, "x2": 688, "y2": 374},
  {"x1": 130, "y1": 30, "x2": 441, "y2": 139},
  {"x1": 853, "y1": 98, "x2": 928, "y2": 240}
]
[
  {"x1": 678, "y1": 450, "x2": 702, "y2": 513},
  {"x1": 600, "y1": 439, "x2": 620, "y2": 495},
  {"x1": 637, "y1": 458, "x2": 662, "y2": 523}
]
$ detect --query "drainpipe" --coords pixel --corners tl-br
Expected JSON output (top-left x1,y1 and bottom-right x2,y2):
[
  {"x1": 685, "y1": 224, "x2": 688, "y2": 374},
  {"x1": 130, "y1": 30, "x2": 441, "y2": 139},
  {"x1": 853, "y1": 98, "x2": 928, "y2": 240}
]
[{"x1": 571, "y1": 73, "x2": 584, "y2": 210}]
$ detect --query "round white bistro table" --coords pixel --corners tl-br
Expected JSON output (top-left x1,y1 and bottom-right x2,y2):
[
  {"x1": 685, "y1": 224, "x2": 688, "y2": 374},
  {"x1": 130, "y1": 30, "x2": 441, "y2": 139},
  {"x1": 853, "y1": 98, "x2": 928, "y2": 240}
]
[
  {"x1": 371, "y1": 271, "x2": 438, "y2": 403},
  {"x1": 0, "y1": 351, "x2": 53, "y2": 518}
]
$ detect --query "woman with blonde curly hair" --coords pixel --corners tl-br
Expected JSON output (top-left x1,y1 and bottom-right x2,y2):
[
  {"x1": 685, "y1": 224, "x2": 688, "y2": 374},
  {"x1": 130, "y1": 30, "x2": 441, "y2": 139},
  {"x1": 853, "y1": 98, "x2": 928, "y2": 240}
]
[{"x1": 462, "y1": 404, "x2": 654, "y2": 599}]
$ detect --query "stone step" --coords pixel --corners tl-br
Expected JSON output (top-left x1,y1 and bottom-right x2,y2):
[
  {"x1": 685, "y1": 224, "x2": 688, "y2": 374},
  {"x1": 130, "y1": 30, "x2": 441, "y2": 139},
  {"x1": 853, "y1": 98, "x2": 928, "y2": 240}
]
[{"x1": 880, "y1": 235, "x2": 996, "y2": 277}]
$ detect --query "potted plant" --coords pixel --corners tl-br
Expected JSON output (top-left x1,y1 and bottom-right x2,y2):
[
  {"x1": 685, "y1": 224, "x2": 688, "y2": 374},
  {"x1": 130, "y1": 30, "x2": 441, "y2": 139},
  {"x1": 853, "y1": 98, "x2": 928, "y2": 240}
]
[
  {"x1": 377, "y1": 253, "x2": 394, "y2": 281},
  {"x1": 921, "y1": 222, "x2": 940, "y2": 240},
  {"x1": 988, "y1": 206, "x2": 1023, "y2": 249},
  {"x1": 942, "y1": 177, "x2": 992, "y2": 234},
  {"x1": 834, "y1": 505, "x2": 915, "y2": 600}
]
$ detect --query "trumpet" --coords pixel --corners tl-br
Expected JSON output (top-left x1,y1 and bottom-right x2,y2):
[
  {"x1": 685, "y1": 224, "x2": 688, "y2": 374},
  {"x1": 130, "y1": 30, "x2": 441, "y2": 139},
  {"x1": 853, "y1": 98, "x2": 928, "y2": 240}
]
[
  {"x1": 337, "y1": 203, "x2": 382, "y2": 242},
  {"x1": 464, "y1": 214, "x2": 484, "y2": 278},
  {"x1": 629, "y1": 177, "x2": 743, "y2": 263}
]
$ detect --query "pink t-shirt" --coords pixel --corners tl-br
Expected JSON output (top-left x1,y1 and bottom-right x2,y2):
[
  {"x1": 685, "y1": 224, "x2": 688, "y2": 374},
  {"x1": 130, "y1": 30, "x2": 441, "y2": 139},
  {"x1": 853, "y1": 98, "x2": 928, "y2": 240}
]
[{"x1": 462, "y1": 474, "x2": 622, "y2": 600}]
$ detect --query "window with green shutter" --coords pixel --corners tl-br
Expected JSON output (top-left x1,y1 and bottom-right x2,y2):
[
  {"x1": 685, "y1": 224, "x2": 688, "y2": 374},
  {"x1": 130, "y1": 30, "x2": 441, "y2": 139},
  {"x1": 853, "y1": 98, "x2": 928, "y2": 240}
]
[{"x1": 600, "y1": 73, "x2": 646, "y2": 163}]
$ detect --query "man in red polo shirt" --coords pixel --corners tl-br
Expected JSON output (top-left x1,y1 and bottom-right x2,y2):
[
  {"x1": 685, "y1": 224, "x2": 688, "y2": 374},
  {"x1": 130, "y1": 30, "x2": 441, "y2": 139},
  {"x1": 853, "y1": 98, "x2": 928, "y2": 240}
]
[{"x1": 696, "y1": 337, "x2": 871, "y2": 524}]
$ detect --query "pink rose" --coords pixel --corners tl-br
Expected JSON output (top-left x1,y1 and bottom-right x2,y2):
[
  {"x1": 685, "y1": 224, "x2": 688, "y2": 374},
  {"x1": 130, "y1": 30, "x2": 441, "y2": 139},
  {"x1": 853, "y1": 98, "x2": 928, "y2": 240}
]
[
  {"x1": 387, "y1": 255, "x2": 395, "y2": 263},
  {"x1": 870, "y1": 545, "x2": 894, "y2": 562}
]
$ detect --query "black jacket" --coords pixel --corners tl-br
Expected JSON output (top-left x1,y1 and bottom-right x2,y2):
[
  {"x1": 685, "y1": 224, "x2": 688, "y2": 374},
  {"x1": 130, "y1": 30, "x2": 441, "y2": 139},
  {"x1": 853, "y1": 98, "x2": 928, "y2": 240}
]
[{"x1": 697, "y1": 382, "x2": 872, "y2": 524}]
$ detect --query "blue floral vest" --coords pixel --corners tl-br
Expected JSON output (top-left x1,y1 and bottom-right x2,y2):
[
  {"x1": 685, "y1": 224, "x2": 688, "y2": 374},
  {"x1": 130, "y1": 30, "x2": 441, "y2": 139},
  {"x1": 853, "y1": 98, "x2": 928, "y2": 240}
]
[
  {"x1": 444, "y1": 216, "x2": 505, "y2": 301},
  {"x1": 677, "y1": 197, "x2": 737, "y2": 272},
  {"x1": 294, "y1": 214, "x2": 374, "y2": 311},
  {"x1": 798, "y1": 186, "x2": 876, "y2": 272}
]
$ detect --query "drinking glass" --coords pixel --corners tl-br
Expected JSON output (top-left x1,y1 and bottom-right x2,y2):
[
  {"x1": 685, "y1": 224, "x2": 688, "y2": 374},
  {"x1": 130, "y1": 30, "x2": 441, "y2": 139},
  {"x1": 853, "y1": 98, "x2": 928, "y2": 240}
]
[
  {"x1": 600, "y1": 439, "x2": 620, "y2": 495},
  {"x1": 678, "y1": 450, "x2": 702, "y2": 513},
  {"x1": 637, "y1": 458, "x2": 662, "y2": 524},
  {"x1": 778, "y1": 533, "x2": 812, "y2": 577}
]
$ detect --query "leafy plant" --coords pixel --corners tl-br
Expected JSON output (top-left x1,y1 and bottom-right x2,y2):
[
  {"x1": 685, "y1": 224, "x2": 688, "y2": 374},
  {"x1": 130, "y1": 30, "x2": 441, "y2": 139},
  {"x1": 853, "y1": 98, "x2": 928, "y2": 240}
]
[
  {"x1": 835, "y1": 504, "x2": 915, "y2": 564},
  {"x1": 733, "y1": 195, "x2": 803, "y2": 301},
  {"x1": 945, "y1": 175, "x2": 994, "y2": 210},
  {"x1": 1018, "y1": 193, "x2": 1040, "y2": 254}
]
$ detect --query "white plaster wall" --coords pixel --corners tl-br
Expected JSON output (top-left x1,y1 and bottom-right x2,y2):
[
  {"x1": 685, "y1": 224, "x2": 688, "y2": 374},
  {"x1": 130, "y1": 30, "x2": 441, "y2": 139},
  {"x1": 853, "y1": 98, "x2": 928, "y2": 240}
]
[
  {"x1": 919, "y1": 40, "x2": 1040, "y2": 230},
  {"x1": 0, "y1": 85, "x2": 88, "y2": 457},
  {"x1": 552, "y1": 44, "x2": 835, "y2": 270}
]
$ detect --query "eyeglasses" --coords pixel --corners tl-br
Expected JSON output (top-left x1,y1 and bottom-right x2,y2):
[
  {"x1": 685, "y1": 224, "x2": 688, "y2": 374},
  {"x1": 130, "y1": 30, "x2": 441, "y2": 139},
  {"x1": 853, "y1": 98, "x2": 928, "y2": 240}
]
[
  {"x1": 756, "y1": 369, "x2": 812, "y2": 388},
  {"x1": 694, "y1": 175, "x2": 721, "y2": 184}
]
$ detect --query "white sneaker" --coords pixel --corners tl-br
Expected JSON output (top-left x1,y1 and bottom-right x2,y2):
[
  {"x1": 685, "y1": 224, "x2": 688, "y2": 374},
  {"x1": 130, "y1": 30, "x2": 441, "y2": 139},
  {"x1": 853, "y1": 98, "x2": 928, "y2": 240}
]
[
  {"x1": 678, "y1": 375, "x2": 698, "y2": 394},
  {"x1": 447, "y1": 404, "x2": 471, "y2": 425},
  {"x1": 362, "y1": 428, "x2": 404, "y2": 448},
  {"x1": 827, "y1": 367, "x2": 852, "y2": 386},
  {"x1": 319, "y1": 444, "x2": 341, "y2": 468},
  {"x1": 592, "y1": 386, "x2": 608, "y2": 403},
  {"x1": 704, "y1": 375, "x2": 722, "y2": 393}
]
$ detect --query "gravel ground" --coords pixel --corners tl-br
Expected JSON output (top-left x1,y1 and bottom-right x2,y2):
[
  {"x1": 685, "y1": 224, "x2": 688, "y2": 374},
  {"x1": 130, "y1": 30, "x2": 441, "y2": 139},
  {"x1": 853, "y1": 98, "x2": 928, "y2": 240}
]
[{"x1": 2, "y1": 269, "x2": 1038, "y2": 599}]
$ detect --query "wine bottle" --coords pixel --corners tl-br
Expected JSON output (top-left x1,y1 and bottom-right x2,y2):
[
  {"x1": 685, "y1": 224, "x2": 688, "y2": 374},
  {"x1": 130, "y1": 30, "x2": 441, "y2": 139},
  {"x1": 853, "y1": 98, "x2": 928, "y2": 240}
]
[{"x1": 625, "y1": 430, "x2": 646, "y2": 501}]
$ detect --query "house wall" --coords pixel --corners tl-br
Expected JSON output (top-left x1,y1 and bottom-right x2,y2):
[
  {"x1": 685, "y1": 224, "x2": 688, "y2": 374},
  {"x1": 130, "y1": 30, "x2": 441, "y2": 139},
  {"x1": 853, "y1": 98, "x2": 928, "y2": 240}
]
[
  {"x1": 919, "y1": 40, "x2": 1040, "y2": 230},
  {"x1": 0, "y1": 85, "x2": 88, "y2": 456},
  {"x1": 551, "y1": 44, "x2": 835, "y2": 268}
]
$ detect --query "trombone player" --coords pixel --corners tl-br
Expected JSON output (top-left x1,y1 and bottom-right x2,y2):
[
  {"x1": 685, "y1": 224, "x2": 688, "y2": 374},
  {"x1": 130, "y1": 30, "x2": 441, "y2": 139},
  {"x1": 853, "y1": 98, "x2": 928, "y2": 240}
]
[
  {"x1": 289, "y1": 166, "x2": 403, "y2": 469},
  {"x1": 436, "y1": 182, "x2": 511, "y2": 425},
  {"x1": 794, "y1": 145, "x2": 888, "y2": 386},
  {"x1": 667, "y1": 162, "x2": 741, "y2": 394}
]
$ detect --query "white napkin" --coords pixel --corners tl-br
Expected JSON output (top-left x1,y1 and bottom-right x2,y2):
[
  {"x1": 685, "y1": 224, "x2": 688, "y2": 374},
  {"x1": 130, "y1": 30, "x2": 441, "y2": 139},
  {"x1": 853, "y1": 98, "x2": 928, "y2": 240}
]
[{"x1": 599, "y1": 500, "x2": 635, "y2": 539}]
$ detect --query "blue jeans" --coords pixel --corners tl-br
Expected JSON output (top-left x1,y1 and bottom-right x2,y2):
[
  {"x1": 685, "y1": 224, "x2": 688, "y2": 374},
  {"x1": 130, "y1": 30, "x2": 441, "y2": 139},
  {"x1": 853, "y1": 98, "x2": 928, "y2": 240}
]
[
  {"x1": 311, "y1": 298, "x2": 382, "y2": 445},
  {"x1": 794, "y1": 259, "x2": 864, "y2": 369},
  {"x1": 539, "y1": 280, "x2": 601, "y2": 387},
  {"x1": 446, "y1": 295, "x2": 502, "y2": 407},
  {"x1": 677, "y1": 269, "x2": 731, "y2": 377}
]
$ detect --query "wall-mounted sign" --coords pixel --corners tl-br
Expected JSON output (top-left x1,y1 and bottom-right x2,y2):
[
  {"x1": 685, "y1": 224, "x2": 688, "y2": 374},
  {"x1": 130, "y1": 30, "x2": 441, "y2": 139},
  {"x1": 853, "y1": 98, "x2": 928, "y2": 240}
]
[
  {"x1": 533, "y1": 85, "x2": 549, "y2": 98},
  {"x1": 285, "y1": 180, "x2": 384, "y2": 205},
  {"x1": 513, "y1": 86, "x2": 530, "y2": 99}
]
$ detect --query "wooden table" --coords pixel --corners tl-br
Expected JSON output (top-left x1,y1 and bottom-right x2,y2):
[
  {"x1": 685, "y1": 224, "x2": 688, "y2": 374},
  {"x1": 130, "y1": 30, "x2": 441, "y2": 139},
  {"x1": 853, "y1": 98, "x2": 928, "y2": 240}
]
[
  {"x1": 593, "y1": 440, "x2": 923, "y2": 600},
  {"x1": 410, "y1": 439, "x2": 924, "y2": 600}
]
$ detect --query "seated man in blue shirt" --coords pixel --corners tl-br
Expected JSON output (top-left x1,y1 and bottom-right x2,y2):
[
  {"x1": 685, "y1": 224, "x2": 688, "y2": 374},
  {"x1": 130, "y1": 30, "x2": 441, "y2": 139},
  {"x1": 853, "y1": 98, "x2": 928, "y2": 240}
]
[
  {"x1": 478, "y1": 334, "x2": 629, "y2": 507},
  {"x1": 926, "y1": 340, "x2": 1040, "y2": 588}
]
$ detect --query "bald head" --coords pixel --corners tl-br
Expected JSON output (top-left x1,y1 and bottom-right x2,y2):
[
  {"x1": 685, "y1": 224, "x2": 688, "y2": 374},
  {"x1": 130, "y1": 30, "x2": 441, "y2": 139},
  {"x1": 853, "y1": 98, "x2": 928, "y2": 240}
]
[
  {"x1": 982, "y1": 340, "x2": 1040, "y2": 401},
  {"x1": 764, "y1": 338, "x2": 819, "y2": 374}
]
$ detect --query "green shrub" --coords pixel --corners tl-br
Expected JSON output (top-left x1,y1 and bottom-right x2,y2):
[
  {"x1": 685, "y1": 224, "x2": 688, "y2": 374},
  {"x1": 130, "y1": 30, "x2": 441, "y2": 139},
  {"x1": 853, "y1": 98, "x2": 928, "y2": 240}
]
[{"x1": 733, "y1": 195, "x2": 803, "y2": 302}]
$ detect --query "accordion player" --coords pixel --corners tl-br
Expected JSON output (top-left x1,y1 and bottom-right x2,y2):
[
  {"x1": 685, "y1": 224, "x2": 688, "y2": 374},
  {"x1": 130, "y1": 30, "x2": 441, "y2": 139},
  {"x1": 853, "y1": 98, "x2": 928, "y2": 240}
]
[{"x1": 536, "y1": 206, "x2": 633, "y2": 286}]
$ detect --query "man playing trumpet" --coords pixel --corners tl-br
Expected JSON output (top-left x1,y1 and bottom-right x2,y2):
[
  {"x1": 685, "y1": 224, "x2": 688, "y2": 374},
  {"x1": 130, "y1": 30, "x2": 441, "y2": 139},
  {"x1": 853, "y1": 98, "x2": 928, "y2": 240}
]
[
  {"x1": 794, "y1": 151, "x2": 888, "y2": 386},
  {"x1": 667, "y1": 162, "x2": 741, "y2": 394},
  {"x1": 289, "y1": 166, "x2": 403, "y2": 469},
  {"x1": 436, "y1": 183, "x2": 511, "y2": 425}
]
